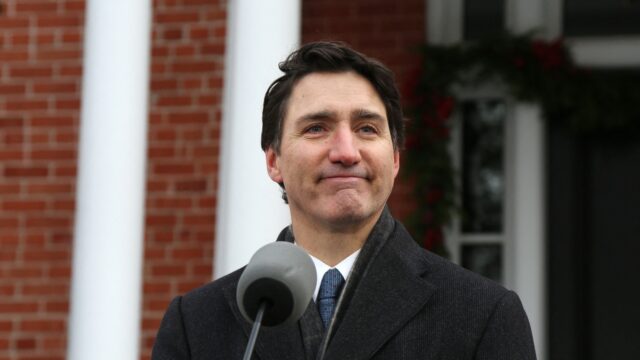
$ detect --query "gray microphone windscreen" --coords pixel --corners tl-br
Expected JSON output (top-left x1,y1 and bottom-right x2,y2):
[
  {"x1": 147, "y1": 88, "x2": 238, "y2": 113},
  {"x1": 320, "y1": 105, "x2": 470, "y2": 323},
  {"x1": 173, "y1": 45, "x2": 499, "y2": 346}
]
[{"x1": 236, "y1": 242, "x2": 316, "y2": 327}]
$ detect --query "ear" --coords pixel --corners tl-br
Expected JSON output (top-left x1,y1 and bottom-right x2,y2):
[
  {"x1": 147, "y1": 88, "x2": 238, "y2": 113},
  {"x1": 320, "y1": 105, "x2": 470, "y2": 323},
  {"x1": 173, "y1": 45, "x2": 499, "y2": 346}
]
[
  {"x1": 392, "y1": 150, "x2": 400, "y2": 178},
  {"x1": 265, "y1": 147, "x2": 283, "y2": 183}
]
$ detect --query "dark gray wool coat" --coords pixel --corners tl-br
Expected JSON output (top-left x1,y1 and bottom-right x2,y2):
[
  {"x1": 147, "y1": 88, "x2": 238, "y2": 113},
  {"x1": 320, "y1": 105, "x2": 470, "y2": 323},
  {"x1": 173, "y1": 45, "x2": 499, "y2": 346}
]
[{"x1": 152, "y1": 209, "x2": 536, "y2": 360}]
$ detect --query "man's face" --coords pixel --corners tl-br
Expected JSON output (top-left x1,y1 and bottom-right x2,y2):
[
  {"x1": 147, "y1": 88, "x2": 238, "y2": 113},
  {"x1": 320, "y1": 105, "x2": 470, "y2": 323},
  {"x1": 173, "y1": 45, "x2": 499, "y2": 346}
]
[{"x1": 266, "y1": 71, "x2": 400, "y2": 230}]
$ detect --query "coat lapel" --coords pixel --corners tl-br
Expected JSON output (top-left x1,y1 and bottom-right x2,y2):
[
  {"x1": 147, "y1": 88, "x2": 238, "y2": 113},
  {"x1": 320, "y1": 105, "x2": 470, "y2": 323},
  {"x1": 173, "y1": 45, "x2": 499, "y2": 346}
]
[
  {"x1": 298, "y1": 301, "x2": 326, "y2": 359},
  {"x1": 322, "y1": 216, "x2": 437, "y2": 359}
]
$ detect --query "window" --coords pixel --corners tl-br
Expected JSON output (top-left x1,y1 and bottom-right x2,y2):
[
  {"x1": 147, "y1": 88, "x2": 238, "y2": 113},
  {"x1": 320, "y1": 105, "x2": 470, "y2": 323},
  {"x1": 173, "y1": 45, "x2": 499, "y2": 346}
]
[
  {"x1": 461, "y1": 100, "x2": 506, "y2": 233},
  {"x1": 452, "y1": 99, "x2": 507, "y2": 284}
]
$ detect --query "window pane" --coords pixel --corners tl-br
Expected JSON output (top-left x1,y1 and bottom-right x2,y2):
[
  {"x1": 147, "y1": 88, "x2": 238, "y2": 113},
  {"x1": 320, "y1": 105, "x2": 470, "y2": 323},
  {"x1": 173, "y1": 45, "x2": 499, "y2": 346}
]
[
  {"x1": 461, "y1": 99, "x2": 506, "y2": 233},
  {"x1": 462, "y1": 244, "x2": 502, "y2": 283},
  {"x1": 564, "y1": 0, "x2": 640, "y2": 37},
  {"x1": 464, "y1": 0, "x2": 505, "y2": 41}
]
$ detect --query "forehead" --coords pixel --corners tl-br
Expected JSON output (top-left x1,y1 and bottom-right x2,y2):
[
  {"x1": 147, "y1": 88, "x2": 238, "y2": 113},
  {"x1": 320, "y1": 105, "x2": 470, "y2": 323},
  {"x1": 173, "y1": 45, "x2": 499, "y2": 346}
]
[{"x1": 284, "y1": 71, "x2": 387, "y2": 123}]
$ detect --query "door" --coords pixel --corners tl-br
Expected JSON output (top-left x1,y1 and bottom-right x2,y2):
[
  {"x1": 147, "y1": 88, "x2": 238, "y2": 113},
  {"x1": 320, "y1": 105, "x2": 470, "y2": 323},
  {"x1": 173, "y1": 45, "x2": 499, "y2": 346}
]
[{"x1": 548, "y1": 125, "x2": 640, "y2": 359}]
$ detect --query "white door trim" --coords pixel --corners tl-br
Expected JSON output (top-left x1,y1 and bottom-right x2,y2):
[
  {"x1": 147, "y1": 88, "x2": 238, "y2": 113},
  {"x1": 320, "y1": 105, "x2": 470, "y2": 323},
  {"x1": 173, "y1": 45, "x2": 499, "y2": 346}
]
[{"x1": 425, "y1": 1, "x2": 547, "y2": 358}]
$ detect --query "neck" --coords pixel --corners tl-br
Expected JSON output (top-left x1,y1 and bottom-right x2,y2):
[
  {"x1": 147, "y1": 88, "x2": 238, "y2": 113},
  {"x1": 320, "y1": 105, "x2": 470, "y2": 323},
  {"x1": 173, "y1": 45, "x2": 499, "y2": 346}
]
[{"x1": 291, "y1": 209, "x2": 383, "y2": 267}]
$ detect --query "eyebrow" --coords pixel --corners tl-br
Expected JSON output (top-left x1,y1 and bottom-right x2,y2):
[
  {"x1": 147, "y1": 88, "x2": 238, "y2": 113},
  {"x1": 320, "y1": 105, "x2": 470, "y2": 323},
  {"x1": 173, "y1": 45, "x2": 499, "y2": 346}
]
[
  {"x1": 298, "y1": 110, "x2": 334, "y2": 122},
  {"x1": 297, "y1": 108, "x2": 386, "y2": 123},
  {"x1": 352, "y1": 108, "x2": 385, "y2": 121}
]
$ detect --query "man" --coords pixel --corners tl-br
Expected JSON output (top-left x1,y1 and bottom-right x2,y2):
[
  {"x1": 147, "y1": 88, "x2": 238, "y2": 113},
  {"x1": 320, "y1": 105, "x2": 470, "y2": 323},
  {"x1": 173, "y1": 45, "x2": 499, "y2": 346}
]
[{"x1": 152, "y1": 42, "x2": 536, "y2": 359}]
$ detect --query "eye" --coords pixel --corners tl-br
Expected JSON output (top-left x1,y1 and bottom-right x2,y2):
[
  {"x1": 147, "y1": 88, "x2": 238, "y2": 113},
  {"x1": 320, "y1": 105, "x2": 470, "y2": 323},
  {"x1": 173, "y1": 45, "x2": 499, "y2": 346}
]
[
  {"x1": 358, "y1": 125, "x2": 378, "y2": 134},
  {"x1": 304, "y1": 124, "x2": 326, "y2": 135}
]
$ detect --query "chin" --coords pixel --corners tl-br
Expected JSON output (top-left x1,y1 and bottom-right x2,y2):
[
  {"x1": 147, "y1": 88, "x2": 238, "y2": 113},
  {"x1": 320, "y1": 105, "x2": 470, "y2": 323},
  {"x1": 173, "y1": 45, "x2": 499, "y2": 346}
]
[{"x1": 322, "y1": 202, "x2": 376, "y2": 228}]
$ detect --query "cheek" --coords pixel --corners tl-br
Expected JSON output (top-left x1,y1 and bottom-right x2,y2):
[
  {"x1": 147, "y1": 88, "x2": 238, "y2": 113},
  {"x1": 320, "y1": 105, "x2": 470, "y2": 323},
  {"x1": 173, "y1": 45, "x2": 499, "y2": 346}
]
[
  {"x1": 279, "y1": 155, "x2": 304, "y2": 183},
  {"x1": 284, "y1": 146, "x2": 314, "y2": 170},
  {"x1": 369, "y1": 150, "x2": 396, "y2": 173}
]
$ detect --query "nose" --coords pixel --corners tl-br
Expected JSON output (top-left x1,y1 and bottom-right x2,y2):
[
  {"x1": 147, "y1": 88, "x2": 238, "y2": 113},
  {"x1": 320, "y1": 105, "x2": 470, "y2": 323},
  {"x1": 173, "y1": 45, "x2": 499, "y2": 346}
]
[{"x1": 328, "y1": 126, "x2": 361, "y2": 166}]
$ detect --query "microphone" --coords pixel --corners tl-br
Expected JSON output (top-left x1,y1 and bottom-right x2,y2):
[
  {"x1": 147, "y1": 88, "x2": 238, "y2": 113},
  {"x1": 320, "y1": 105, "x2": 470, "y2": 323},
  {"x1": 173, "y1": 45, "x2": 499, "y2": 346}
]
[{"x1": 236, "y1": 242, "x2": 316, "y2": 359}]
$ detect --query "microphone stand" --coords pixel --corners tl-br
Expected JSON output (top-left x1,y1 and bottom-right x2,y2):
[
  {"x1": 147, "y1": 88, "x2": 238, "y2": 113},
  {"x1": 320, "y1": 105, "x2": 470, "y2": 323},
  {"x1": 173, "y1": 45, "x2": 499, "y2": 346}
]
[{"x1": 242, "y1": 301, "x2": 267, "y2": 360}]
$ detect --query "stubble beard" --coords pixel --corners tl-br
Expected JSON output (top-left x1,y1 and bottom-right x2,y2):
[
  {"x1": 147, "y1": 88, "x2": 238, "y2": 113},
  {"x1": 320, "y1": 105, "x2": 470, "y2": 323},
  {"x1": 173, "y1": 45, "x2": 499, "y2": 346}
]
[{"x1": 313, "y1": 189, "x2": 381, "y2": 232}]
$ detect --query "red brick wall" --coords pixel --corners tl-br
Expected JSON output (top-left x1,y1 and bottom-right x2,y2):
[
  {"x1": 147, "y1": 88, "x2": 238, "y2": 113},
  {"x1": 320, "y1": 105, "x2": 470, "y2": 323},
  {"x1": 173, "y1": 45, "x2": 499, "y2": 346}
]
[
  {"x1": 0, "y1": 0, "x2": 423, "y2": 359},
  {"x1": 302, "y1": 0, "x2": 425, "y2": 220},
  {"x1": 141, "y1": 0, "x2": 225, "y2": 358},
  {"x1": 0, "y1": 1, "x2": 84, "y2": 359},
  {"x1": 0, "y1": 0, "x2": 226, "y2": 359}
]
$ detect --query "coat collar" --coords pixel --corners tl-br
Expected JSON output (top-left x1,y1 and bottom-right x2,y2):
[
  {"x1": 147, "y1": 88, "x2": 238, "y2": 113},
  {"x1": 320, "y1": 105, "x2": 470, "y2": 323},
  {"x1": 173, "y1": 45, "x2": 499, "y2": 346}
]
[
  {"x1": 223, "y1": 208, "x2": 437, "y2": 360},
  {"x1": 221, "y1": 225, "x2": 323, "y2": 360}
]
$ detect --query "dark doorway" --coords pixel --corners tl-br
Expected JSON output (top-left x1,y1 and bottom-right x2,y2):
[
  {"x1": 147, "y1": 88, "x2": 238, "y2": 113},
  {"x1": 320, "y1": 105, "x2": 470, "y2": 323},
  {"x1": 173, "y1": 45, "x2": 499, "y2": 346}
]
[{"x1": 547, "y1": 124, "x2": 640, "y2": 359}]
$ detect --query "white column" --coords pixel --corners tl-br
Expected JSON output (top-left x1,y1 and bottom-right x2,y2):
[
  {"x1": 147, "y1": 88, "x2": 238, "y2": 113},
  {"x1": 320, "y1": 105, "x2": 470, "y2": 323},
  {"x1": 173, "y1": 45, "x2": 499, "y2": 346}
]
[
  {"x1": 68, "y1": 1, "x2": 151, "y2": 359},
  {"x1": 215, "y1": 0, "x2": 299, "y2": 277},
  {"x1": 505, "y1": 2, "x2": 548, "y2": 358},
  {"x1": 509, "y1": 104, "x2": 546, "y2": 360},
  {"x1": 426, "y1": 0, "x2": 463, "y2": 45},
  {"x1": 506, "y1": 0, "x2": 546, "y2": 35}
]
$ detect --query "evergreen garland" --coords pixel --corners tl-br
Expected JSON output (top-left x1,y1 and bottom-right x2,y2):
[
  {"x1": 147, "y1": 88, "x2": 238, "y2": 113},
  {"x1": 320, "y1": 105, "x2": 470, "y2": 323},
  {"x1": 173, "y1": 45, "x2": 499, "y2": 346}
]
[{"x1": 403, "y1": 34, "x2": 640, "y2": 254}]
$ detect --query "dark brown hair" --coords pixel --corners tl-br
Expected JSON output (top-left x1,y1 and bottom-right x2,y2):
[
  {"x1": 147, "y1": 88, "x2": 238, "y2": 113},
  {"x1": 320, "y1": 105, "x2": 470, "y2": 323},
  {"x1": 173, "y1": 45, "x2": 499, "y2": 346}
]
[{"x1": 261, "y1": 41, "x2": 405, "y2": 153}]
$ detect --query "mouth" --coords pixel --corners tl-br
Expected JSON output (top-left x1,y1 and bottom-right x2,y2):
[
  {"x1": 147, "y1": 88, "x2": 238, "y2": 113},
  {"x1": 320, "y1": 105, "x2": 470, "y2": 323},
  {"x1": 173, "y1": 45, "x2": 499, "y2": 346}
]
[
  {"x1": 318, "y1": 168, "x2": 369, "y2": 183},
  {"x1": 322, "y1": 175, "x2": 363, "y2": 181}
]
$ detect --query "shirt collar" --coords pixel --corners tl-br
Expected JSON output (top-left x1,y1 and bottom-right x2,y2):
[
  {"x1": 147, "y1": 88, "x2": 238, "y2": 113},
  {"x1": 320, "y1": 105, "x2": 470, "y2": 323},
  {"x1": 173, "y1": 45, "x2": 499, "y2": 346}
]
[{"x1": 307, "y1": 249, "x2": 361, "y2": 301}]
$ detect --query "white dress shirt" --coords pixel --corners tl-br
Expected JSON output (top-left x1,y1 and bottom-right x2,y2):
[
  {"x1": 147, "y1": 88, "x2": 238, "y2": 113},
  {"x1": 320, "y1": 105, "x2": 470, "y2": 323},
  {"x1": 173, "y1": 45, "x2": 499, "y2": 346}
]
[{"x1": 306, "y1": 249, "x2": 360, "y2": 302}]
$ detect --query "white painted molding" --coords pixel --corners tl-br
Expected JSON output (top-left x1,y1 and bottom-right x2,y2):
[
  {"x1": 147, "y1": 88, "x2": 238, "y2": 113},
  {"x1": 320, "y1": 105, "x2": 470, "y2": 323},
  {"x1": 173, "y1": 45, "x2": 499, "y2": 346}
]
[
  {"x1": 509, "y1": 103, "x2": 546, "y2": 360},
  {"x1": 427, "y1": 0, "x2": 463, "y2": 45},
  {"x1": 570, "y1": 37, "x2": 640, "y2": 68},
  {"x1": 544, "y1": 0, "x2": 562, "y2": 39},
  {"x1": 506, "y1": 0, "x2": 546, "y2": 35}
]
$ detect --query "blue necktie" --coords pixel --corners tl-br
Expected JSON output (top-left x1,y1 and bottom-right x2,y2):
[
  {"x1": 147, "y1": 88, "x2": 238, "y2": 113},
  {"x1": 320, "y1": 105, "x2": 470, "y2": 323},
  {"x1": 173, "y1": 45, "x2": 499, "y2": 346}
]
[{"x1": 317, "y1": 268, "x2": 345, "y2": 329}]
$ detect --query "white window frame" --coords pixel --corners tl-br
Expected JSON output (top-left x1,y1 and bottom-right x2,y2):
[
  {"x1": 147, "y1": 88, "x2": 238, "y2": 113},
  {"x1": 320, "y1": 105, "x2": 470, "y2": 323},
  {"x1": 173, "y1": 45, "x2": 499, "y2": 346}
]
[
  {"x1": 447, "y1": 86, "x2": 512, "y2": 286},
  {"x1": 427, "y1": 1, "x2": 547, "y2": 358}
]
